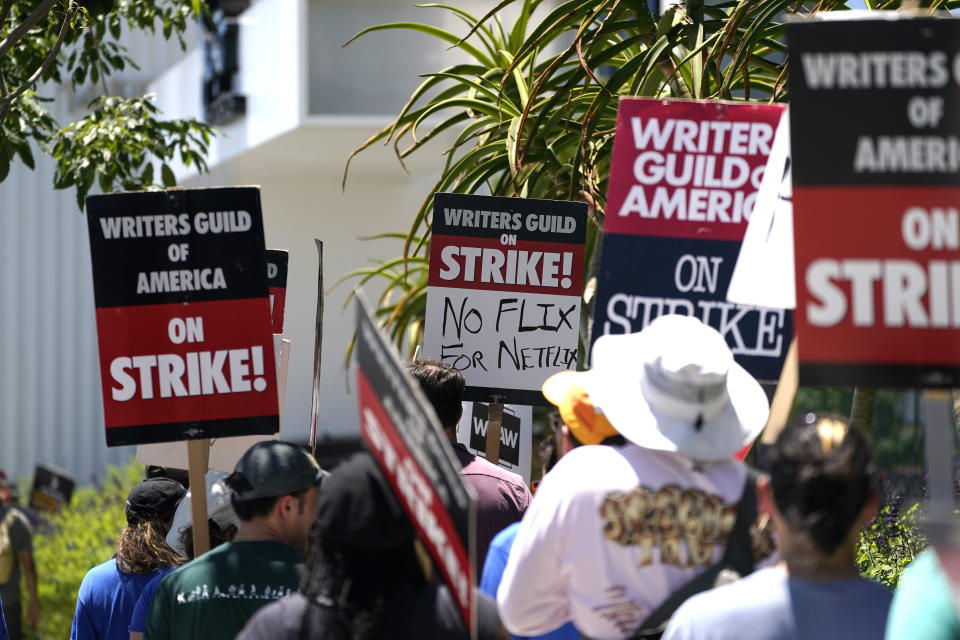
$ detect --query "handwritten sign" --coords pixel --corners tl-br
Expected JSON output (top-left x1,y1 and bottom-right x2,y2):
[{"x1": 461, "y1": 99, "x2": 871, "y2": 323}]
[
  {"x1": 593, "y1": 97, "x2": 789, "y2": 382},
  {"x1": 423, "y1": 193, "x2": 587, "y2": 405},
  {"x1": 85, "y1": 187, "x2": 279, "y2": 446},
  {"x1": 788, "y1": 16, "x2": 960, "y2": 387}
]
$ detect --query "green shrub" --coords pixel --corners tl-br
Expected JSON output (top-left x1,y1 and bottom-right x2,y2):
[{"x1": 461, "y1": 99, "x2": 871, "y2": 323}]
[
  {"x1": 23, "y1": 459, "x2": 143, "y2": 640},
  {"x1": 857, "y1": 501, "x2": 927, "y2": 589}
]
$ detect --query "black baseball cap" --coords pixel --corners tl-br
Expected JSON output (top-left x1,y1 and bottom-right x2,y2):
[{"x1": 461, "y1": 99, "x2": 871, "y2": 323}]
[
  {"x1": 226, "y1": 441, "x2": 326, "y2": 501},
  {"x1": 315, "y1": 452, "x2": 414, "y2": 550},
  {"x1": 126, "y1": 477, "x2": 186, "y2": 524}
]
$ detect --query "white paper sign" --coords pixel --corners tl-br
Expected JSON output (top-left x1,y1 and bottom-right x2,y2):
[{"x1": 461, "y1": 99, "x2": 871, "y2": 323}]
[{"x1": 455, "y1": 401, "x2": 532, "y2": 485}]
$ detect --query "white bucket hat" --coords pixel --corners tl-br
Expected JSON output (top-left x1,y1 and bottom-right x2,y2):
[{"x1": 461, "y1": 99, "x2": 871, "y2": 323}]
[
  {"x1": 165, "y1": 471, "x2": 240, "y2": 557},
  {"x1": 543, "y1": 314, "x2": 769, "y2": 461}
]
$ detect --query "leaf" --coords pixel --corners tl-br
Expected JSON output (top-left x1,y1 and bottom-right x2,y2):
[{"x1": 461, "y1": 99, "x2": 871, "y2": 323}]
[
  {"x1": 161, "y1": 163, "x2": 176, "y2": 187},
  {"x1": 343, "y1": 22, "x2": 495, "y2": 68}
]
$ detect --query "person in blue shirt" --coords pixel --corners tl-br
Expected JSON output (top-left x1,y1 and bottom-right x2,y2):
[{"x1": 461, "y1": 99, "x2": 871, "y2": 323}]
[
  {"x1": 0, "y1": 595, "x2": 9, "y2": 640},
  {"x1": 71, "y1": 477, "x2": 186, "y2": 640}
]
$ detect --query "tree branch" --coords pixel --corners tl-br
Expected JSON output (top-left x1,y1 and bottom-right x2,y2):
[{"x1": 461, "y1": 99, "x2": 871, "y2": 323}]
[
  {"x1": 0, "y1": 4, "x2": 74, "y2": 107},
  {"x1": 0, "y1": 0, "x2": 15, "y2": 33},
  {"x1": 0, "y1": 0, "x2": 59, "y2": 60}
]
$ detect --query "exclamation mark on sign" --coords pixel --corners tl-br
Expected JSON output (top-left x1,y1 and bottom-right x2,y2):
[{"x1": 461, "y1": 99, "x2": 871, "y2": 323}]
[
  {"x1": 560, "y1": 252, "x2": 573, "y2": 289},
  {"x1": 251, "y1": 346, "x2": 267, "y2": 392}
]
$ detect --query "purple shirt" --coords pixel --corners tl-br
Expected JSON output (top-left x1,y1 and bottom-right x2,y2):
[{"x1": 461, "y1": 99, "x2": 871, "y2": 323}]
[{"x1": 453, "y1": 443, "x2": 532, "y2": 570}]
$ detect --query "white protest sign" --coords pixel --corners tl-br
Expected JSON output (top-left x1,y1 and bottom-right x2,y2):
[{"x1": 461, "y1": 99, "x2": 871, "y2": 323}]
[
  {"x1": 727, "y1": 108, "x2": 796, "y2": 310},
  {"x1": 423, "y1": 193, "x2": 587, "y2": 405},
  {"x1": 455, "y1": 401, "x2": 532, "y2": 484}
]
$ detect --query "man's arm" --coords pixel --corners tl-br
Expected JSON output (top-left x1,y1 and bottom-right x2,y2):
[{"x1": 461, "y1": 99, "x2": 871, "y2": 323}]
[{"x1": 17, "y1": 550, "x2": 37, "y2": 627}]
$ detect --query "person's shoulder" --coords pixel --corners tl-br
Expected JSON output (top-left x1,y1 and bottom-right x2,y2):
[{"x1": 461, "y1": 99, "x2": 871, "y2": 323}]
[
  {"x1": 490, "y1": 521, "x2": 521, "y2": 550},
  {"x1": 237, "y1": 594, "x2": 314, "y2": 640},
  {"x1": 460, "y1": 454, "x2": 527, "y2": 488},
  {"x1": 675, "y1": 568, "x2": 787, "y2": 621}
]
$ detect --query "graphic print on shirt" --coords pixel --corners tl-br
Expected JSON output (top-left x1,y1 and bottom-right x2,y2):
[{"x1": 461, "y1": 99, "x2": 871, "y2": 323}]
[
  {"x1": 175, "y1": 583, "x2": 295, "y2": 604},
  {"x1": 599, "y1": 484, "x2": 773, "y2": 567}
]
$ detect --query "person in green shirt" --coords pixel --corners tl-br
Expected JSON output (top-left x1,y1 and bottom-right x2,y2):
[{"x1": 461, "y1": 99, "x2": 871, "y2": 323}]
[
  {"x1": 144, "y1": 441, "x2": 326, "y2": 640},
  {"x1": 886, "y1": 548, "x2": 960, "y2": 640}
]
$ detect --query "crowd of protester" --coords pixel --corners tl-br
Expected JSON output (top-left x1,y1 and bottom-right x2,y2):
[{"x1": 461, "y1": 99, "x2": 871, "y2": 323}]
[{"x1": 0, "y1": 314, "x2": 958, "y2": 639}]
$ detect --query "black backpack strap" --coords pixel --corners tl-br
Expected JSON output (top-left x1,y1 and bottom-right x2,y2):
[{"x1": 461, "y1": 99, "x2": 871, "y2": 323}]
[{"x1": 615, "y1": 468, "x2": 761, "y2": 640}]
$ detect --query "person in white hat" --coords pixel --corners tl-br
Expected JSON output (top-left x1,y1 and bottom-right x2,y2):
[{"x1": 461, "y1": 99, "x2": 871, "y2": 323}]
[{"x1": 497, "y1": 315, "x2": 775, "y2": 640}]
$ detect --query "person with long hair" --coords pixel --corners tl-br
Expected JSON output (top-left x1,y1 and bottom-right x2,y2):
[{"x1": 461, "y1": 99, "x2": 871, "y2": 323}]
[
  {"x1": 237, "y1": 451, "x2": 505, "y2": 640},
  {"x1": 71, "y1": 477, "x2": 186, "y2": 640},
  {"x1": 662, "y1": 413, "x2": 892, "y2": 640}
]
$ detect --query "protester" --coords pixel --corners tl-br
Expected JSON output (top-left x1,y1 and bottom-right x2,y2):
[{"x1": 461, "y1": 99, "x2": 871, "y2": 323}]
[
  {"x1": 885, "y1": 548, "x2": 960, "y2": 639},
  {"x1": 128, "y1": 472, "x2": 239, "y2": 640},
  {"x1": 144, "y1": 441, "x2": 325, "y2": 640},
  {"x1": 497, "y1": 315, "x2": 775, "y2": 639},
  {"x1": 0, "y1": 475, "x2": 37, "y2": 640},
  {"x1": 662, "y1": 413, "x2": 890, "y2": 639},
  {"x1": 71, "y1": 477, "x2": 186, "y2": 640},
  {"x1": 480, "y1": 408, "x2": 620, "y2": 640},
  {"x1": 407, "y1": 358, "x2": 532, "y2": 567},
  {"x1": 0, "y1": 597, "x2": 8, "y2": 640},
  {"x1": 237, "y1": 451, "x2": 505, "y2": 640}
]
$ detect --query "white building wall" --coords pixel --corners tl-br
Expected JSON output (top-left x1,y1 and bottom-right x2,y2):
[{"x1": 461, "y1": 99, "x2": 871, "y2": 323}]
[{"x1": 0, "y1": 0, "x2": 472, "y2": 481}]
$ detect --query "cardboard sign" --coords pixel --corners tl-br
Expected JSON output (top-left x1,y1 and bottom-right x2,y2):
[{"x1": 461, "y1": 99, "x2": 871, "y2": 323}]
[
  {"x1": 85, "y1": 187, "x2": 279, "y2": 446},
  {"x1": 456, "y1": 401, "x2": 532, "y2": 484},
  {"x1": 354, "y1": 296, "x2": 476, "y2": 634},
  {"x1": 423, "y1": 193, "x2": 587, "y2": 405},
  {"x1": 593, "y1": 97, "x2": 789, "y2": 382},
  {"x1": 787, "y1": 16, "x2": 960, "y2": 387},
  {"x1": 266, "y1": 249, "x2": 289, "y2": 334},
  {"x1": 29, "y1": 465, "x2": 75, "y2": 512}
]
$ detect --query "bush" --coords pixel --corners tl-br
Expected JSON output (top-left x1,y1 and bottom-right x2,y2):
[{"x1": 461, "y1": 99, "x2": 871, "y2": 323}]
[
  {"x1": 857, "y1": 500, "x2": 927, "y2": 589},
  {"x1": 23, "y1": 459, "x2": 143, "y2": 639}
]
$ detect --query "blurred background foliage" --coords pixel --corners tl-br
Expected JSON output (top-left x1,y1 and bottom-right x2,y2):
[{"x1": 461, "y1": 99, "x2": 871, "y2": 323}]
[{"x1": 21, "y1": 459, "x2": 143, "y2": 640}]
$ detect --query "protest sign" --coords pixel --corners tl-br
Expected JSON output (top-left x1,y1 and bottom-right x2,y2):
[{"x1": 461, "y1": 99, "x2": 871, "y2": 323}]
[
  {"x1": 355, "y1": 295, "x2": 476, "y2": 634},
  {"x1": 423, "y1": 193, "x2": 587, "y2": 405},
  {"x1": 85, "y1": 187, "x2": 279, "y2": 446},
  {"x1": 593, "y1": 97, "x2": 789, "y2": 382},
  {"x1": 29, "y1": 465, "x2": 75, "y2": 512},
  {"x1": 309, "y1": 240, "x2": 324, "y2": 454},
  {"x1": 787, "y1": 16, "x2": 960, "y2": 387},
  {"x1": 266, "y1": 249, "x2": 289, "y2": 334},
  {"x1": 456, "y1": 401, "x2": 532, "y2": 484}
]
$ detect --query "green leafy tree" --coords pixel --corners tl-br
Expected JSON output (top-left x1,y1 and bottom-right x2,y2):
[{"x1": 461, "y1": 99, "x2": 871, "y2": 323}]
[
  {"x1": 1, "y1": 0, "x2": 215, "y2": 207},
  {"x1": 341, "y1": 0, "x2": 960, "y2": 355}
]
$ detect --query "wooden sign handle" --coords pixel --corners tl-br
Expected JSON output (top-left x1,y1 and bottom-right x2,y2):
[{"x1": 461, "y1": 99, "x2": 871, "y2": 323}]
[
  {"x1": 187, "y1": 439, "x2": 211, "y2": 556},
  {"x1": 485, "y1": 402, "x2": 504, "y2": 465}
]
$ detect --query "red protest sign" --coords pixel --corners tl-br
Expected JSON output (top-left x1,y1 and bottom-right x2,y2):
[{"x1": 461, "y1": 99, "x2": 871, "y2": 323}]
[
  {"x1": 788, "y1": 17, "x2": 960, "y2": 387},
  {"x1": 354, "y1": 296, "x2": 476, "y2": 635},
  {"x1": 593, "y1": 97, "x2": 789, "y2": 383},
  {"x1": 266, "y1": 249, "x2": 289, "y2": 334},
  {"x1": 85, "y1": 187, "x2": 279, "y2": 446}
]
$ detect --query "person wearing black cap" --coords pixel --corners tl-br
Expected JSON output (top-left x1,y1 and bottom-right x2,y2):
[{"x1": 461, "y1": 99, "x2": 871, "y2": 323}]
[
  {"x1": 70, "y1": 477, "x2": 186, "y2": 640},
  {"x1": 145, "y1": 441, "x2": 325, "y2": 640},
  {"x1": 236, "y1": 451, "x2": 505, "y2": 640}
]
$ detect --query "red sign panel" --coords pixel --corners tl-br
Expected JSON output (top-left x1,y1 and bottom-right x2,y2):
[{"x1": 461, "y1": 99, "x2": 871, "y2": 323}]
[
  {"x1": 788, "y1": 18, "x2": 960, "y2": 386},
  {"x1": 85, "y1": 187, "x2": 279, "y2": 446}
]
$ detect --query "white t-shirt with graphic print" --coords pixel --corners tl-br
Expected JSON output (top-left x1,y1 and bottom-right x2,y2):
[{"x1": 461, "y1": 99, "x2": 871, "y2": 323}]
[{"x1": 497, "y1": 442, "x2": 766, "y2": 640}]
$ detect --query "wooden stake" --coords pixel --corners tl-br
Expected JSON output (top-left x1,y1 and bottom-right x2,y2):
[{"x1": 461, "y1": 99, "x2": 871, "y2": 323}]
[
  {"x1": 187, "y1": 439, "x2": 211, "y2": 556},
  {"x1": 485, "y1": 401, "x2": 504, "y2": 465},
  {"x1": 761, "y1": 337, "x2": 799, "y2": 445}
]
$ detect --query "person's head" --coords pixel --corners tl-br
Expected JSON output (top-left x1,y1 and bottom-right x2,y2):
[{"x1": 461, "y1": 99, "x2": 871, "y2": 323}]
[
  {"x1": 167, "y1": 471, "x2": 240, "y2": 559},
  {"x1": 225, "y1": 441, "x2": 326, "y2": 551},
  {"x1": 299, "y1": 451, "x2": 422, "y2": 640},
  {"x1": 541, "y1": 314, "x2": 768, "y2": 461},
  {"x1": 405, "y1": 358, "x2": 465, "y2": 433},
  {"x1": 761, "y1": 413, "x2": 877, "y2": 560},
  {"x1": 116, "y1": 477, "x2": 187, "y2": 574}
]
